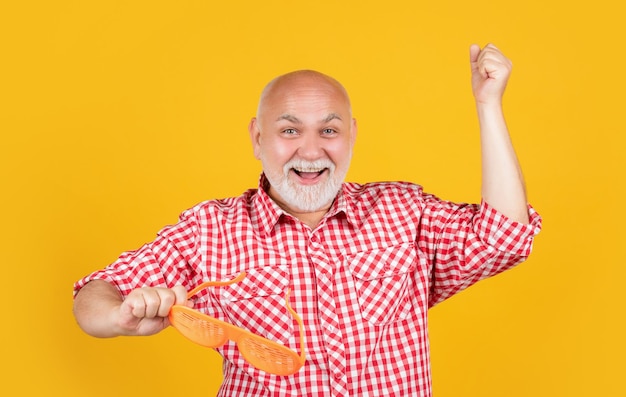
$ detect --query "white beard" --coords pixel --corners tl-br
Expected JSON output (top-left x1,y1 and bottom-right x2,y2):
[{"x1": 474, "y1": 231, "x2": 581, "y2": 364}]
[{"x1": 262, "y1": 157, "x2": 349, "y2": 212}]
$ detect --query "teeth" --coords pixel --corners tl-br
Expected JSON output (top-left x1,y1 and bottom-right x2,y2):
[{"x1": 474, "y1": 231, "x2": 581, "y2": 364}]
[{"x1": 294, "y1": 168, "x2": 324, "y2": 173}]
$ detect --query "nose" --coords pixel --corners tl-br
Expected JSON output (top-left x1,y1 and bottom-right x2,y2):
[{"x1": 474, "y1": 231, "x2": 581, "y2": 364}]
[{"x1": 297, "y1": 132, "x2": 325, "y2": 160}]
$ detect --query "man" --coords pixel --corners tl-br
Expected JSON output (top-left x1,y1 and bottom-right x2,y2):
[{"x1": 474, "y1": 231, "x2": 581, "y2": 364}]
[{"x1": 73, "y1": 44, "x2": 541, "y2": 396}]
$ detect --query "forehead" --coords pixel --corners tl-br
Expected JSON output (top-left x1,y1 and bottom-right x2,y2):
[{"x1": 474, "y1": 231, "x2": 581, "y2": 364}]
[{"x1": 258, "y1": 72, "x2": 351, "y2": 121}]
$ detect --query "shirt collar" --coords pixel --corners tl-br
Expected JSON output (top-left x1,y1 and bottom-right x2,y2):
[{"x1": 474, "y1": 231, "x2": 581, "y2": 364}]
[
  {"x1": 325, "y1": 183, "x2": 359, "y2": 227},
  {"x1": 328, "y1": 182, "x2": 359, "y2": 227},
  {"x1": 252, "y1": 174, "x2": 358, "y2": 236},
  {"x1": 253, "y1": 174, "x2": 284, "y2": 237}
]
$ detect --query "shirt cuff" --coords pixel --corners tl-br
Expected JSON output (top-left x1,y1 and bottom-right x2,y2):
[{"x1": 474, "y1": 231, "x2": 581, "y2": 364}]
[
  {"x1": 73, "y1": 271, "x2": 119, "y2": 298},
  {"x1": 475, "y1": 200, "x2": 542, "y2": 257}
]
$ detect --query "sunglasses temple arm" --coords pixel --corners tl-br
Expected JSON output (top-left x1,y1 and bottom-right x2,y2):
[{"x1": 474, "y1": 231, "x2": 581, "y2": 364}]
[
  {"x1": 186, "y1": 271, "x2": 247, "y2": 299},
  {"x1": 285, "y1": 289, "x2": 306, "y2": 363}
]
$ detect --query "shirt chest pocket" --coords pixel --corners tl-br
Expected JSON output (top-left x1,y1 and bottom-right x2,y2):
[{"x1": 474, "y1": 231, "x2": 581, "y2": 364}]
[
  {"x1": 219, "y1": 266, "x2": 293, "y2": 344},
  {"x1": 347, "y1": 243, "x2": 417, "y2": 325}
]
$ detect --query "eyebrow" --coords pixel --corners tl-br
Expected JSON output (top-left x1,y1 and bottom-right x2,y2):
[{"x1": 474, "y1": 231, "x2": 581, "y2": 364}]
[
  {"x1": 276, "y1": 114, "x2": 302, "y2": 124},
  {"x1": 323, "y1": 113, "x2": 343, "y2": 123},
  {"x1": 275, "y1": 113, "x2": 343, "y2": 123}
]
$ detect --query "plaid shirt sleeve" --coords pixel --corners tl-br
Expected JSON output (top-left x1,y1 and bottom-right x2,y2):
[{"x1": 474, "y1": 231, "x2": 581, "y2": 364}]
[{"x1": 420, "y1": 194, "x2": 542, "y2": 307}]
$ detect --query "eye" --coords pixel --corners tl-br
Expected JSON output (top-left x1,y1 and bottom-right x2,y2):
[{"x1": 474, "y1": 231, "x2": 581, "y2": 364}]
[
  {"x1": 321, "y1": 128, "x2": 337, "y2": 135},
  {"x1": 282, "y1": 128, "x2": 298, "y2": 135}
]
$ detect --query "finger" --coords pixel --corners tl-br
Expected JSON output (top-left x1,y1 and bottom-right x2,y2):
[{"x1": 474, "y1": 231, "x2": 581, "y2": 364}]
[
  {"x1": 171, "y1": 285, "x2": 189, "y2": 305},
  {"x1": 472, "y1": 43, "x2": 498, "y2": 63},
  {"x1": 482, "y1": 56, "x2": 512, "y2": 80},
  {"x1": 154, "y1": 287, "x2": 186, "y2": 317},
  {"x1": 141, "y1": 289, "x2": 162, "y2": 318},
  {"x1": 119, "y1": 296, "x2": 142, "y2": 323},
  {"x1": 478, "y1": 44, "x2": 511, "y2": 67},
  {"x1": 155, "y1": 289, "x2": 175, "y2": 318},
  {"x1": 125, "y1": 290, "x2": 148, "y2": 318},
  {"x1": 484, "y1": 43, "x2": 499, "y2": 52},
  {"x1": 469, "y1": 43, "x2": 481, "y2": 64},
  {"x1": 481, "y1": 58, "x2": 499, "y2": 75}
]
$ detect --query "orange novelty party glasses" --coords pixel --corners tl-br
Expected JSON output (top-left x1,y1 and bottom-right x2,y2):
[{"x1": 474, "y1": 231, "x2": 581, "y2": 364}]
[{"x1": 168, "y1": 272, "x2": 306, "y2": 376}]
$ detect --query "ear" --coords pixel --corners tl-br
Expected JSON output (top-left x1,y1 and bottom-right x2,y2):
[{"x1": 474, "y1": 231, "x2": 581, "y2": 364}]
[
  {"x1": 248, "y1": 117, "x2": 262, "y2": 160},
  {"x1": 350, "y1": 118, "x2": 358, "y2": 147}
]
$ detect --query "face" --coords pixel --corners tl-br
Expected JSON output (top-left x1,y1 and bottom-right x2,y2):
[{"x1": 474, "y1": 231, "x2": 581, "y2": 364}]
[{"x1": 249, "y1": 71, "x2": 357, "y2": 214}]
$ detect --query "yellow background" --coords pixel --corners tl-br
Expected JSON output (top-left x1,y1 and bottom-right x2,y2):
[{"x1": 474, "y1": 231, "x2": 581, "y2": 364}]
[{"x1": 1, "y1": 1, "x2": 624, "y2": 396}]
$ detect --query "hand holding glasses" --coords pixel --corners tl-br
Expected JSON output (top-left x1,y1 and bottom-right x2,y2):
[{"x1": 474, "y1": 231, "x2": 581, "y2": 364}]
[{"x1": 168, "y1": 272, "x2": 306, "y2": 376}]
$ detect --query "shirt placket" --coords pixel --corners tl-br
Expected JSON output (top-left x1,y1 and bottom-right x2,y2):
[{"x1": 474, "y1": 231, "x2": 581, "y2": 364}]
[{"x1": 308, "y1": 230, "x2": 348, "y2": 396}]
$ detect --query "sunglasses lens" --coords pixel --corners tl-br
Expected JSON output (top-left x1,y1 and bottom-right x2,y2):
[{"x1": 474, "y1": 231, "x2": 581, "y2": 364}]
[
  {"x1": 238, "y1": 337, "x2": 302, "y2": 376},
  {"x1": 170, "y1": 309, "x2": 228, "y2": 347},
  {"x1": 170, "y1": 277, "x2": 305, "y2": 376}
]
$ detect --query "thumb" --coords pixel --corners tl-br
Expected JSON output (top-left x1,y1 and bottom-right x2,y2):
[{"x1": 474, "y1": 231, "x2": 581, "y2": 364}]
[
  {"x1": 469, "y1": 44, "x2": 481, "y2": 65},
  {"x1": 171, "y1": 285, "x2": 189, "y2": 306}
]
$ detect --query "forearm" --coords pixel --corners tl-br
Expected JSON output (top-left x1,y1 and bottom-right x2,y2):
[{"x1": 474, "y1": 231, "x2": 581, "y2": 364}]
[
  {"x1": 73, "y1": 280, "x2": 125, "y2": 338},
  {"x1": 477, "y1": 102, "x2": 529, "y2": 224},
  {"x1": 469, "y1": 44, "x2": 529, "y2": 224}
]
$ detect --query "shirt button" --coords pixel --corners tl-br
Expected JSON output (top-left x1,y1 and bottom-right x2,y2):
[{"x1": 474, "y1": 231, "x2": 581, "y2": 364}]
[{"x1": 333, "y1": 372, "x2": 343, "y2": 380}]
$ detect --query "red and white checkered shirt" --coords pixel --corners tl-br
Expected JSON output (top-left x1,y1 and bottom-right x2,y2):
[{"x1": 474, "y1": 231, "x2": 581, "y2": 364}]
[{"x1": 74, "y1": 175, "x2": 541, "y2": 396}]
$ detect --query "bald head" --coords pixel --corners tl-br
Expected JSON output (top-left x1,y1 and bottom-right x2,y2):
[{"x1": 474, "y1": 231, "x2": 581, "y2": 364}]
[{"x1": 256, "y1": 70, "x2": 352, "y2": 122}]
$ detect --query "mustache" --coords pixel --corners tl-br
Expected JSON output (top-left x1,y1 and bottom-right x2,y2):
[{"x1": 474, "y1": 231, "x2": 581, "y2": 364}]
[{"x1": 283, "y1": 158, "x2": 335, "y2": 173}]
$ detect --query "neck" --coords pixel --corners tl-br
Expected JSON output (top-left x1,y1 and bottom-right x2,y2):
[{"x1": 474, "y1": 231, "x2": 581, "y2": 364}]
[
  {"x1": 268, "y1": 189, "x2": 333, "y2": 229},
  {"x1": 290, "y1": 208, "x2": 329, "y2": 229}
]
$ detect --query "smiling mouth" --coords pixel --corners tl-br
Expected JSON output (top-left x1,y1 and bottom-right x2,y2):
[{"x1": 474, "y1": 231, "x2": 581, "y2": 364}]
[{"x1": 292, "y1": 167, "x2": 328, "y2": 180}]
